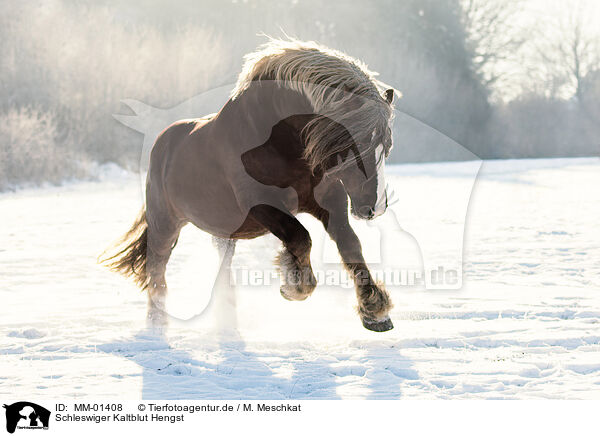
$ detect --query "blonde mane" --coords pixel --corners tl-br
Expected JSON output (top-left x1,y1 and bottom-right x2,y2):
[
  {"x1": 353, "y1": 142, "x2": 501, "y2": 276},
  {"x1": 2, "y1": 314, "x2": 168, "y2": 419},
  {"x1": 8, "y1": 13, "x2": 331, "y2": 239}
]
[{"x1": 232, "y1": 38, "x2": 394, "y2": 173}]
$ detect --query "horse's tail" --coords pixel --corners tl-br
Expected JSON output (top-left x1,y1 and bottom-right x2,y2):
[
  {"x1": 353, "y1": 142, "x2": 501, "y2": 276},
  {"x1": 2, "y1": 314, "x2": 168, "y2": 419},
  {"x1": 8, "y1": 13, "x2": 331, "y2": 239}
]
[{"x1": 100, "y1": 208, "x2": 150, "y2": 290}]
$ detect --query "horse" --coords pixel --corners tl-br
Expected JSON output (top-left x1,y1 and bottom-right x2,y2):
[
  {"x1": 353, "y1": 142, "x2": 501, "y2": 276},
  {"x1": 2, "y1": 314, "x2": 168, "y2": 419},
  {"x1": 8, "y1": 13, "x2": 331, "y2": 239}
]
[{"x1": 102, "y1": 38, "x2": 396, "y2": 332}]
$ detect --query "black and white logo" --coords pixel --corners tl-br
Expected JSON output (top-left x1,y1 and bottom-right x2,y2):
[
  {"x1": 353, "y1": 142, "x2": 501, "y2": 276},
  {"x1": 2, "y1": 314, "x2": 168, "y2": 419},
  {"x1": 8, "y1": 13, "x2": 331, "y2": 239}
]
[{"x1": 3, "y1": 402, "x2": 50, "y2": 434}]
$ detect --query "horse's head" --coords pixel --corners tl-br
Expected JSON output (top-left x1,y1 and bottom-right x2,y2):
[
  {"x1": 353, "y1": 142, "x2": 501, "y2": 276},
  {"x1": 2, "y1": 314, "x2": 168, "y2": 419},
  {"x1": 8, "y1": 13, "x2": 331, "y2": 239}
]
[
  {"x1": 339, "y1": 139, "x2": 390, "y2": 220},
  {"x1": 308, "y1": 88, "x2": 394, "y2": 220}
]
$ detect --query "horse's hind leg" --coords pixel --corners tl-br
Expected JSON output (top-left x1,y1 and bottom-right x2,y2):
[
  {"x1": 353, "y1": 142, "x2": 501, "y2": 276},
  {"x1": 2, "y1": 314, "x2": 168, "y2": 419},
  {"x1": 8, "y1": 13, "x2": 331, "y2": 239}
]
[
  {"x1": 212, "y1": 237, "x2": 236, "y2": 287},
  {"x1": 211, "y1": 237, "x2": 237, "y2": 328},
  {"x1": 145, "y1": 210, "x2": 182, "y2": 330}
]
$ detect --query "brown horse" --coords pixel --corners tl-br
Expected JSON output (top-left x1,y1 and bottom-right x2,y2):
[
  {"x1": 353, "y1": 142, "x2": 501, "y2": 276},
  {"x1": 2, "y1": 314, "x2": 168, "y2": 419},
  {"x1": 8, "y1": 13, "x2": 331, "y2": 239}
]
[{"x1": 102, "y1": 39, "x2": 395, "y2": 332}]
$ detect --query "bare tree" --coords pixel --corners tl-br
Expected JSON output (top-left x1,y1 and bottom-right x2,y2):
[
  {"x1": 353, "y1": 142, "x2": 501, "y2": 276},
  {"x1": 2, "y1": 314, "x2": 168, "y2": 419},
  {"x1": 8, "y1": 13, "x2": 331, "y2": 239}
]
[
  {"x1": 461, "y1": 0, "x2": 527, "y2": 101},
  {"x1": 535, "y1": 0, "x2": 600, "y2": 103}
]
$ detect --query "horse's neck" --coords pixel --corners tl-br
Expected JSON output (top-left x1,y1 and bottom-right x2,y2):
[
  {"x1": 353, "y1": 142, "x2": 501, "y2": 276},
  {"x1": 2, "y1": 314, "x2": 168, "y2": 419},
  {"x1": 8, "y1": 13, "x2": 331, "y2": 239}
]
[{"x1": 216, "y1": 82, "x2": 314, "y2": 148}]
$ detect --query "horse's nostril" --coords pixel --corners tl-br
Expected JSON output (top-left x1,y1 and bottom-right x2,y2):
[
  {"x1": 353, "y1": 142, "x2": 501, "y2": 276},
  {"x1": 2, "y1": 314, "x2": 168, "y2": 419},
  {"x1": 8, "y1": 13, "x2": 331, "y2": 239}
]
[{"x1": 359, "y1": 206, "x2": 375, "y2": 218}]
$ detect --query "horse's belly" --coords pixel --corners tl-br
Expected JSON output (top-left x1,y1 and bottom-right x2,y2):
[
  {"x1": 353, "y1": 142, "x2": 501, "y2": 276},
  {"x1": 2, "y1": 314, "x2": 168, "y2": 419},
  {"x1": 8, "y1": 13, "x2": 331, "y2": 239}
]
[
  {"x1": 189, "y1": 206, "x2": 268, "y2": 240},
  {"x1": 175, "y1": 185, "x2": 253, "y2": 238}
]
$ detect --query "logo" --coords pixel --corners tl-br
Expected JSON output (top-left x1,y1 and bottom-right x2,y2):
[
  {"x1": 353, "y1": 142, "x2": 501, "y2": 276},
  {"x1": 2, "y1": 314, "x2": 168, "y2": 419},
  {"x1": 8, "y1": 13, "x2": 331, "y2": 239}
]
[{"x1": 3, "y1": 403, "x2": 50, "y2": 434}]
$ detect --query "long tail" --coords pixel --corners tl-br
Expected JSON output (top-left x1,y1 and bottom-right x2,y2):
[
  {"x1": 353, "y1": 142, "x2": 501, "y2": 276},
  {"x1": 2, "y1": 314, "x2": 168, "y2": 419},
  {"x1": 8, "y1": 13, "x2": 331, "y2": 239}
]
[{"x1": 100, "y1": 208, "x2": 150, "y2": 290}]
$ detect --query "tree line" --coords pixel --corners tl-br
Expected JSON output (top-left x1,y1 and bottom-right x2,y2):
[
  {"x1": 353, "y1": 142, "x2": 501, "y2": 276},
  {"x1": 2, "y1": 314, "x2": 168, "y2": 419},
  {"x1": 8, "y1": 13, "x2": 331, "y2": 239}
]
[{"x1": 0, "y1": 0, "x2": 598, "y2": 189}]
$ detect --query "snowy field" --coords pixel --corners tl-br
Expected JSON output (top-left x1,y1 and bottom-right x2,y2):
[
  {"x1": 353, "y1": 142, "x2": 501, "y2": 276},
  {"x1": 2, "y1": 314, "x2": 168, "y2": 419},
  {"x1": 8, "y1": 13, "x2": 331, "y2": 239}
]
[{"x1": 1, "y1": 157, "x2": 599, "y2": 399}]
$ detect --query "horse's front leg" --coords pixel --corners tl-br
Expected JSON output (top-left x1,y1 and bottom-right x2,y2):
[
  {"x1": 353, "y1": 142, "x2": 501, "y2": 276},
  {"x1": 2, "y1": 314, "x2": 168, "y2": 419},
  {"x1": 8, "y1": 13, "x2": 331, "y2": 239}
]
[
  {"x1": 320, "y1": 211, "x2": 394, "y2": 332},
  {"x1": 248, "y1": 204, "x2": 317, "y2": 301}
]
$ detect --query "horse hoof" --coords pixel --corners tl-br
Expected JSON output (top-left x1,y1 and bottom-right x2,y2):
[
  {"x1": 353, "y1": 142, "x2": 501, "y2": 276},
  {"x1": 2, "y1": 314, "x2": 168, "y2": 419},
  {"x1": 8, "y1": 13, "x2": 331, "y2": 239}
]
[
  {"x1": 280, "y1": 288, "x2": 294, "y2": 301},
  {"x1": 280, "y1": 287, "x2": 310, "y2": 301},
  {"x1": 361, "y1": 316, "x2": 394, "y2": 332}
]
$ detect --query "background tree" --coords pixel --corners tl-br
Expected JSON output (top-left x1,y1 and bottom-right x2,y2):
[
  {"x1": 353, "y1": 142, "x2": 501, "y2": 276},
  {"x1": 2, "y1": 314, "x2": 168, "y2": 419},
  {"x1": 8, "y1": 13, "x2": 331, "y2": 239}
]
[
  {"x1": 461, "y1": 0, "x2": 527, "y2": 101},
  {"x1": 533, "y1": 0, "x2": 600, "y2": 103},
  {"x1": 0, "y1": 0, "x2": 598, "y2": 190}
]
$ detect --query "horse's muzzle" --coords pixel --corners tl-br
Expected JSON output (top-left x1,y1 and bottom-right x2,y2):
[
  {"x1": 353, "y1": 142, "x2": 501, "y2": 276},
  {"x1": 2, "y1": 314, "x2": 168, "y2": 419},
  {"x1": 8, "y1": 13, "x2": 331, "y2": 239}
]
[
  {"x1": 352, "y1": 201, "x2": 387, "y2": 220},
  {"x1": 351, "y1": 205, "x2": 376, "y2": 220}
]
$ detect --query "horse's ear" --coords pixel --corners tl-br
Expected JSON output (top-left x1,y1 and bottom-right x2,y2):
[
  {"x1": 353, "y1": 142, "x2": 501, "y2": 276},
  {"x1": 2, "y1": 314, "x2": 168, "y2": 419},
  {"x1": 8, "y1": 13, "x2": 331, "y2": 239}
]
[{"x1": 384, "y1": 89, "x2": 394, "y2": 104}]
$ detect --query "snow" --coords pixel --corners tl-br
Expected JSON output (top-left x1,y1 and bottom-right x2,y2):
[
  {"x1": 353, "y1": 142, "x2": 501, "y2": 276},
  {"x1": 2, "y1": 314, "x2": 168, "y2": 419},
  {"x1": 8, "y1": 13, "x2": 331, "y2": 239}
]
[{"x1": 1, "y1": 157, "x2": 599, "y2": 399}]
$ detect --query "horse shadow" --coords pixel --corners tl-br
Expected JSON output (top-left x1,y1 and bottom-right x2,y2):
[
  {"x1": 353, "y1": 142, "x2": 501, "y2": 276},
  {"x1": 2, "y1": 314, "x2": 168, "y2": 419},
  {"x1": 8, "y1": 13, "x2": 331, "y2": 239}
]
[
  {"x1": 360, "y1": 340, "x2": 420, "y2": 399},
  {"x1": 98, "y1": 328, "x2": 342, "y2": 400},
  {"x1": 98, "y1": 327, "x2": 420, "y2": 399}
]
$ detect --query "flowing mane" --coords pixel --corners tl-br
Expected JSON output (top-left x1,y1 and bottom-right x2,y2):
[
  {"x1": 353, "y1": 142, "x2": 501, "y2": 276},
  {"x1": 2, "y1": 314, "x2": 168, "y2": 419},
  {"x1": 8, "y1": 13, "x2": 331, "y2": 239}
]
[{"x1": 231, "y1": 38, "x2": 394, "y2": 173}]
